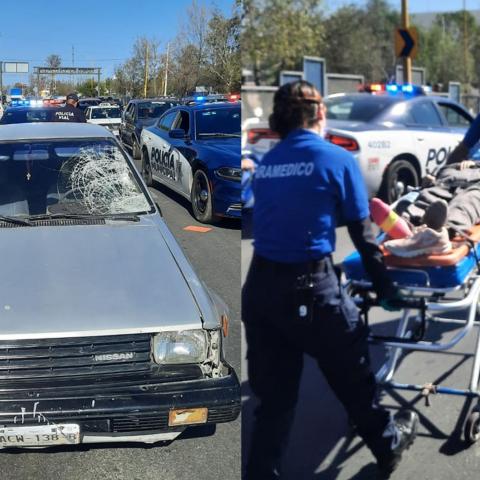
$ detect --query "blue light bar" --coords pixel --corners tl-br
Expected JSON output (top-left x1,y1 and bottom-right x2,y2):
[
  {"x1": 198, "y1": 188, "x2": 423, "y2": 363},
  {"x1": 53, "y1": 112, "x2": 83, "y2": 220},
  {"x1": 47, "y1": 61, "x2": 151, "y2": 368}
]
[
  {"x1": 402, "y1": 84, "x2": 414, "y2": 93},
  {"x1": 195, "y1": 96, "x2": 205, "y2": 101},
  {"x1": 386, "y1": 84, "x2": 398, "y2": 93}
]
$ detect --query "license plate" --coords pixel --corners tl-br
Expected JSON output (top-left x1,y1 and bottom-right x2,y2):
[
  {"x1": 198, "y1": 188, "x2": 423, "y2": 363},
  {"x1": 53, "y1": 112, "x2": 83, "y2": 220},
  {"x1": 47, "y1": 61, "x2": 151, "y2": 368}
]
[{"x1": 0, "y1": 424, "x2": 80, "y2": 447}]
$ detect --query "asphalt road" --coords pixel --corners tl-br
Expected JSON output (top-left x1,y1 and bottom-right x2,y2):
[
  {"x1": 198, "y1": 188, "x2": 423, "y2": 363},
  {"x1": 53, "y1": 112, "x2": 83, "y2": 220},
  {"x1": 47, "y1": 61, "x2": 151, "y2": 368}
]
[
  {"x1": 0, "y1": 165, "x2": 241, "y2": 480},
  {"x1": 242, "y1": 212, "x2": 480, "y2": 480}
]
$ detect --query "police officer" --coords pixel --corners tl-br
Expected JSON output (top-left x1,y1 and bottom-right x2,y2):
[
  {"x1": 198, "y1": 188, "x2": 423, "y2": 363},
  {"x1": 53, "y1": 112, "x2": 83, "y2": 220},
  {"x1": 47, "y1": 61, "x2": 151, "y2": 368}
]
[
  {"x1": 53, "y1": 93, "x2": 86, "y2": 123},
  {"x1": 242, "y1": 81, "x2": 418, "y2": 480}
]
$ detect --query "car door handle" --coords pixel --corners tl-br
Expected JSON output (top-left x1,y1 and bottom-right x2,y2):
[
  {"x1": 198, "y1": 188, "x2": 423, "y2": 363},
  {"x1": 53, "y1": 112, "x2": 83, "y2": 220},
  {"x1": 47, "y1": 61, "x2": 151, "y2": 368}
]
[{"x1": 416, "y1": 137, "x2": 425, "y2": 141}]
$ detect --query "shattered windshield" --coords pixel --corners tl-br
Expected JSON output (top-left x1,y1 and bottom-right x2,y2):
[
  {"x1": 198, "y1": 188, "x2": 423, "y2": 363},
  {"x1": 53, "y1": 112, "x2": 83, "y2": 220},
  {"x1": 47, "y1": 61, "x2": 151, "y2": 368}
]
[{"x1": 0, "y1": 138, "x2": 152, "y2": 217}]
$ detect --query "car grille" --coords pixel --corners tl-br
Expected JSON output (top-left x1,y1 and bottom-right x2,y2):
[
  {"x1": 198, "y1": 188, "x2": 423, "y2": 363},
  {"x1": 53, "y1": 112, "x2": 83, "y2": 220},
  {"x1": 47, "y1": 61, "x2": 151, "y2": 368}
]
[
  {"x1": 227, "y1": 203, "x2": 242, "y2": 212},
  {"x1": 0, "y1": 334, "x2": 151, "y2": 381}
]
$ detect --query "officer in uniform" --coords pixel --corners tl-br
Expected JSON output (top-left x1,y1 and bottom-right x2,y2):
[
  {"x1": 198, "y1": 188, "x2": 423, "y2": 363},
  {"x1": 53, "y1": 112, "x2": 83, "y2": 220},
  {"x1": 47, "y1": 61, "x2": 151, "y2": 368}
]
[
  {"x1": 242, "y1": 81, "x2": 418, "y2": 480},
  {"x1": 53, "y1": 93, "x2": 86, "y2": 123}
]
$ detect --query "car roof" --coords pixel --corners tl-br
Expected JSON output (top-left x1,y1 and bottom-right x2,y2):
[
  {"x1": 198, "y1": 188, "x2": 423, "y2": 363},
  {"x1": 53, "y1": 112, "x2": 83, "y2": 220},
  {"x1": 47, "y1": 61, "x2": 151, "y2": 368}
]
[
  {"x1": 0, "y1": 122, "x2": 116, "y2": 141},
  {"x1": 179, "y1": 102, "x2": 240, "y2": 112},
  {"x1": 88, "y1": 104, "x2": 119, "y2": 109},
  {"x1": 129, "y1": 98, "x2": 178, "y2": 104}
]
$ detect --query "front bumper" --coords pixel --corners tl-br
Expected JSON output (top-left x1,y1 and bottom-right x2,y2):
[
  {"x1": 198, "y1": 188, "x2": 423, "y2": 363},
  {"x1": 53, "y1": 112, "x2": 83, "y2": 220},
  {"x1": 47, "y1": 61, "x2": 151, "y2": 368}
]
[
  {"x1": 212, "y1": 177, "x2": 241, "y2": 218},
  {"x1": 0, "y1": 370, "x2": 240, "y2": 447}
]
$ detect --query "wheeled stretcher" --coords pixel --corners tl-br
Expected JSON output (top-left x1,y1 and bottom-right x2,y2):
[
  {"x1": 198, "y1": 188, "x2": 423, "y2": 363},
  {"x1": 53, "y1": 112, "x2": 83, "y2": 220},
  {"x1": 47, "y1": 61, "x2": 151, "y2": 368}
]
[{"x1": 343, "y1": 223, "x2": 480, "y2": 444}]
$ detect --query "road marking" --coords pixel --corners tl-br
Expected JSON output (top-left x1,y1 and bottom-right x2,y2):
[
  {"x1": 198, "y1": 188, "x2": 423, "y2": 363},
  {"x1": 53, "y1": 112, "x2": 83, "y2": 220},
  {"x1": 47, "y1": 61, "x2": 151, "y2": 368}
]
[{"x1": 183, "y1": 225, "x2": 212, "y2": 233}]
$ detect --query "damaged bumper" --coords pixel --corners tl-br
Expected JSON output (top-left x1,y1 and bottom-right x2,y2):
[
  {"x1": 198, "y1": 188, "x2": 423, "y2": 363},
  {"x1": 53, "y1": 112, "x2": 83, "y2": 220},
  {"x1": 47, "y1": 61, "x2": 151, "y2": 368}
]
[{"x1": 0, "y1": 369, "x2": 240, "y2": 447}]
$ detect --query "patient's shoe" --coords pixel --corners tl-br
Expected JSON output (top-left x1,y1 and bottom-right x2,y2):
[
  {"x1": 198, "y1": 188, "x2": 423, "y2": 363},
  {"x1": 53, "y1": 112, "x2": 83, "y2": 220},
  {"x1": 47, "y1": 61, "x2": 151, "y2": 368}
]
[
  {"x1": 422, "y1": 199, "x2": 448, "y2": 231},
  {"x1": 384, "y1": 225, "x2": 451, "y2": 257}
]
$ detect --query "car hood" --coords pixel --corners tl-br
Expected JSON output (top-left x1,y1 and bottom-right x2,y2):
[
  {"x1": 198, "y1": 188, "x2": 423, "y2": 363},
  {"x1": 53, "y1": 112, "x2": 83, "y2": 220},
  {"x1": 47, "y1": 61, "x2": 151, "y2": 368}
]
[
  {"x1": 196, "y1": 138, "x2": 240, "y2": 167},
  {"x1": 0, "y1": 221, "x2": 203, "y2": 339}
]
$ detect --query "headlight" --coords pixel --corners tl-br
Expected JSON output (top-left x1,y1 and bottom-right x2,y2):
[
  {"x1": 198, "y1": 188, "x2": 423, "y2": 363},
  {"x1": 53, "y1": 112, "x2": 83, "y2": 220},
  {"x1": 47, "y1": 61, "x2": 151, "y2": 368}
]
[
  {"x1": 215, "y1": 167, "x2": 241, "y2": 181},
  {"x1": 153, "y1": 330, "x2": 208, "y2": 364}
]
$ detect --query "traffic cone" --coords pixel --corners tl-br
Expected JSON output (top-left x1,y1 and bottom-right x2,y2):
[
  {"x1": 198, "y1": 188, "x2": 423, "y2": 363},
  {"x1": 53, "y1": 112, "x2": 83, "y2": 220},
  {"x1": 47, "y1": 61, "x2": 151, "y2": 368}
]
[{"x1": 370, "y1": 197, "x2": 412, "y2": 239}]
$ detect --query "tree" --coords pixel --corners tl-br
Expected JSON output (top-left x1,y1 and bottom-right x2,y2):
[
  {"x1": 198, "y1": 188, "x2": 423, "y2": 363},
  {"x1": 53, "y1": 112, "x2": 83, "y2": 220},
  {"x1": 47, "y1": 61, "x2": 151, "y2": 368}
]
[
  {"x1": 205, "y1": 7, "x2": 241, "y2": 92},
  {"x1": 242, "y1": 0, "x2": 325, "y2": 85},
  {"x1": 45, "y1": 54, "x2": 62, "y2": 94}
]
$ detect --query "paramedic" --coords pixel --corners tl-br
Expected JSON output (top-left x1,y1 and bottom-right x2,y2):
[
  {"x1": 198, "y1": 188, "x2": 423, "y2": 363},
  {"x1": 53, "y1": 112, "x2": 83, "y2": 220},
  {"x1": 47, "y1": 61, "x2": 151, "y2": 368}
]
[{"x1": 242, "y1": 80, "x2": 418, "y2": 480}]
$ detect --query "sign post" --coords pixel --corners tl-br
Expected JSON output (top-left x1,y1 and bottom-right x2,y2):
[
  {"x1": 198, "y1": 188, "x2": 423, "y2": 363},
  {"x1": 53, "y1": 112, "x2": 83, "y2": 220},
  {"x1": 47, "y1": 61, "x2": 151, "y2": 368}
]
[{"x1": 395, "y1": 0, "x2": 417, "y2": 84}]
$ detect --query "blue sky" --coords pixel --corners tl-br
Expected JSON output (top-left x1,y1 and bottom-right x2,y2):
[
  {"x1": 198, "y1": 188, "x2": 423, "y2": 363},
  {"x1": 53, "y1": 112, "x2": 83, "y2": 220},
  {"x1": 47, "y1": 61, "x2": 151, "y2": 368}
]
[
  {"x1": 0, "y1": 0, "x2": 234, "y2": 86},
  {"x1": 329, "y1": 0, "x2": 476, "y2": 13}
]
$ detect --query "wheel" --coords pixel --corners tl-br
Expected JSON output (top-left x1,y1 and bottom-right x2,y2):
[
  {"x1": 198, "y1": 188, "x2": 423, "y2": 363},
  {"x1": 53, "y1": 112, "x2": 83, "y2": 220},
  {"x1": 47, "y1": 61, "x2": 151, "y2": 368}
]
[
  {"x1": 464, "y1": 408, "x2": 480, "y2": 444},
  {"x1": 380, "y1": 159, "x2": 419, "y2": 204},
  {"x1": 191, "y1": 169, "x2": 217, "y2": 224},
  {"x1": 141, "y1": 148, "x2": 153, "y2": 187},
  {"x1": 132, "y1": 137, "x2": 141, "y2": 160}
]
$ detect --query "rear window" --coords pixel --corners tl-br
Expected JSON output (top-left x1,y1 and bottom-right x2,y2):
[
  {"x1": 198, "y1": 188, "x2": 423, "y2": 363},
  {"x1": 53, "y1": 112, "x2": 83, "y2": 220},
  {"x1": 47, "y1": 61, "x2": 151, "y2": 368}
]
[
  {"x1": 137, "y1": 102, "x2": 177, "y2": 119},
  {"x1": 0, "y1": 109, "x2": 53, "y2": 124},
  {"x1": 324, "y1": 95, "x2": 399, "y2": 122}
]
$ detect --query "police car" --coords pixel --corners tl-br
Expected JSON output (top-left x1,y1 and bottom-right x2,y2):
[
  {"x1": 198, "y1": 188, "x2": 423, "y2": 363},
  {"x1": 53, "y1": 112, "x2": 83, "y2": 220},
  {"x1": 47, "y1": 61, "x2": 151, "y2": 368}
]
[
  {"x1": 325, "y1": 85, "x2": 473, "y2": 202},
  {"x1": 244, "y1": 85, "x2": 473, "y2": 203},
  {"x1": 140, "y1": 101, "x2": 241, "y2": 223},
  {"x1": 85, "y1": 103, "x2": 122, "y2": 137}
]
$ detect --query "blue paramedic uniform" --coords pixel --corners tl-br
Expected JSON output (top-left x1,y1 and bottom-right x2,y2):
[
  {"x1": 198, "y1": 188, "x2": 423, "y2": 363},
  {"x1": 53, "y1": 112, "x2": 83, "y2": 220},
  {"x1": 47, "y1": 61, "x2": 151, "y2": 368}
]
[
  {"x1": 253, "y1": 129, "x2": 369, "y2": 262},
  {"x1": 243, "y1": 128, "x2": 393, "y2": 479}
]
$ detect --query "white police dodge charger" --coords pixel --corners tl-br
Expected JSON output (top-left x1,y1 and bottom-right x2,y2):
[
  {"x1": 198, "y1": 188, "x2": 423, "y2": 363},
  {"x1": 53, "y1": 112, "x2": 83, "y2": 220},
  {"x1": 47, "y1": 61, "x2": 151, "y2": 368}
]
[
  {"x1": 244, "y1": 90, "x2": 473, "y2": 204},
  {"x1": 324, "y1": 91, "x2": 473, "y2": 202}
]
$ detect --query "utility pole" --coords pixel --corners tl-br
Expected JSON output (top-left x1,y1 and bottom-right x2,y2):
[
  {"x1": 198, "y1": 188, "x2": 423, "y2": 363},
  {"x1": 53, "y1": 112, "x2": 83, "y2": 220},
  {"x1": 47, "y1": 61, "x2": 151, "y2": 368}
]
[
  {"x1": 401, "y1": 0, "x2": 412, "y2": 84},
  {"x1": 71, "y1": 45, "x2": 75, "y2": 87},
  {"x1": 143, "y1": 42, "x2": 149, "y2": 98},
  {"x1": 163, "y1": 43, "x2": 169, "y2": 96}
]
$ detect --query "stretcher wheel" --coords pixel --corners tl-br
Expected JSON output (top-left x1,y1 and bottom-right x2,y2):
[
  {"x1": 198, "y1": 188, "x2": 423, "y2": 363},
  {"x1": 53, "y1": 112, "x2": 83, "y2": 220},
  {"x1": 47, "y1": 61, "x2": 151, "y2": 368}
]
[{"x1": 464, "y1": 408, "x2": 480, "y2": 444}]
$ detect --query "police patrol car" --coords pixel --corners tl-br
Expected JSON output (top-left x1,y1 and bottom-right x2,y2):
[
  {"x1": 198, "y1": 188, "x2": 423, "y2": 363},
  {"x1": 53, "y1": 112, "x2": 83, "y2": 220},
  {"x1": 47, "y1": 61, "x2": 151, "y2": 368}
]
[
  {"x1": 245, "y1": 84, "x2": 473, "y2": 203},
  {"x1": 140, "y1": 101, "x2": 241, "y2": 223},
  {"x1": 85, "y1": 103, "x2": 122, "y2": 137}
]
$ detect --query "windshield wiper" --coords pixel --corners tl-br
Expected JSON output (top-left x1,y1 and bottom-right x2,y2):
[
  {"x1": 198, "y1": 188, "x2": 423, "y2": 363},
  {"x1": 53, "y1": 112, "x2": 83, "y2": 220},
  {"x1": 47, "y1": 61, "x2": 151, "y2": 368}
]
[
  {"x1": 0, "y1": 215, "x2": 32, "y2": 226},
  {"x1": 197, "y1": 133, "x2": 241, "y2": 138},
  {"x1": 27, "y1": 213, "x2": 140, "y2": 222}
]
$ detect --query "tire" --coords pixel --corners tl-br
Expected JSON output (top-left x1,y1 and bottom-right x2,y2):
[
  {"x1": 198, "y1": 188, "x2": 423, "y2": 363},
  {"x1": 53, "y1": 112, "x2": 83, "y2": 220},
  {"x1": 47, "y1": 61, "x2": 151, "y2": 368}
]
[
  {"x1": 464, "y1": 408, "x2": 480, "y2": 444},
  {"x1": 132, "y1": 137, "x2": 141, "y2": 160},
  {"x1": 141, "y1": 148, "x2": 153, "y2": 187},
  {"x1": 191, "y1": 169, "x2": 218, "y2": 224},
  {"x1": 380, "y1": 159, "x2": 419, "y2": 204}
]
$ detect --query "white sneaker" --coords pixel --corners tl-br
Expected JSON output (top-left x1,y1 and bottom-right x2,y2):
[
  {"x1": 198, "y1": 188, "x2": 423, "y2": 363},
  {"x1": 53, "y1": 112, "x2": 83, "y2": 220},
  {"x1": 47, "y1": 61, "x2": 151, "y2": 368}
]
[{"x1": 384, "y1": 225, "x2": 451, "y2": 258}]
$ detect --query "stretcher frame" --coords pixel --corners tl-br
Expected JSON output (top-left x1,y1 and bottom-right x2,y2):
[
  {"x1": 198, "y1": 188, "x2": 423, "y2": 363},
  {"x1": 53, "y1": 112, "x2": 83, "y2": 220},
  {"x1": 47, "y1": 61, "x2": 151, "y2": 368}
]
[{"x1": 347, "y1": 269, "x2": 480, "y2": 443}]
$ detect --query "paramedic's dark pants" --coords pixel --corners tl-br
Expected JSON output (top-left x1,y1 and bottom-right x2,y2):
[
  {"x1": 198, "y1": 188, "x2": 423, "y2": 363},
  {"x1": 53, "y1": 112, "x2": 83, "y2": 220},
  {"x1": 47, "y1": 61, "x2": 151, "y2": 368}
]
[{"x1": 242, "y1": 254, "x2": 391, "y2": 479}]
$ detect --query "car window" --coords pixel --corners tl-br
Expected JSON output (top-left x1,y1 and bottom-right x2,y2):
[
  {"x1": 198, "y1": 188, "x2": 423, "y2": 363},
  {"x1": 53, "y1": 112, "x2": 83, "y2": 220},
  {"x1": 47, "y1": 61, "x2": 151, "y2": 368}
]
[
  {"x1": 177, "y1": 110, "x2": 190, "y2": 133},
  {"x1": 158, "y1": 111, "x2": 178, "y2": 131},
  {"x1": 195, "y1": 107, "x2": 240, "y2": 138},
  {"x1": 407, "y1": 102, "x2": 443, "y2": 126},
  {"x1": 91, "y1": 108, "x2": 122, "y2": 119},
  {"x1": 437, "y1": 103, "x2": 471, "y2": 127},
  {"x1": 0, "y1": 139, "x2": 151, "y2": 217},
  {"x1": 324, "y1": 95, "x2": 399, "y2": 122},
  {"x1": 0, "y1": 109, "x2": 53, "y2": 124},
  {"x1": 126, "y1": 103, "x2": 134, "y2": 119}
]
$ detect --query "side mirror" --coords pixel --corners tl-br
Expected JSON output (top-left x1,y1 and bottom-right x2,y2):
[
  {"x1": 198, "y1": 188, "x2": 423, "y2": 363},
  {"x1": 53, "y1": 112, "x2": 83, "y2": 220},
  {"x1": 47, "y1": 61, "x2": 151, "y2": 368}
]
[{"x1": 169, "y1": 128, "x2": 186, "y2": 139}]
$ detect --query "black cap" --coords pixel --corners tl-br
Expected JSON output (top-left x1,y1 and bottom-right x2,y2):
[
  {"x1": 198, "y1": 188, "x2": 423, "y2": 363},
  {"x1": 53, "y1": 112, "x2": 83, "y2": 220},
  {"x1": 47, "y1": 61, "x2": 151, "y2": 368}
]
[{"x1": 66, "y1": 93, "x2": 79, "y2": 102}]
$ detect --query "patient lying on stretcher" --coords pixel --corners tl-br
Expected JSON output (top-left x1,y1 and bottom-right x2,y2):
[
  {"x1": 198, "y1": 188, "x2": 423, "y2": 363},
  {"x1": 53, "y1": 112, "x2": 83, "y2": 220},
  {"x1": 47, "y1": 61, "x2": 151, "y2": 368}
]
[{"x1": 381, "y1": 160, "x2": 480, "y2": 258}]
